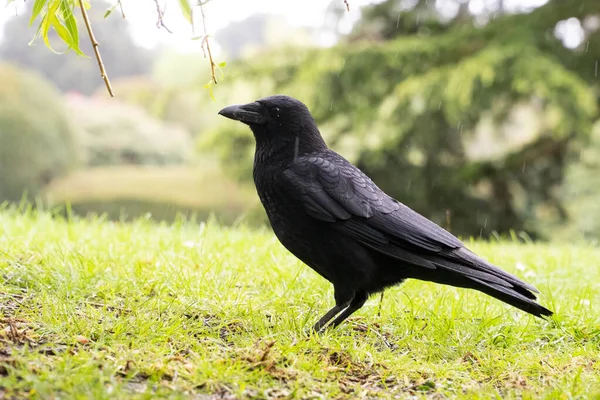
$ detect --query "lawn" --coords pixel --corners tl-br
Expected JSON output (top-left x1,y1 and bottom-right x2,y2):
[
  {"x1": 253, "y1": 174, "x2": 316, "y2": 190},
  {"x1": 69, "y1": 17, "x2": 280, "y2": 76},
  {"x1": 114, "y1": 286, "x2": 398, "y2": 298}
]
[{"x1": 0, "y1": 207, "x2": 598, "y2": 399}]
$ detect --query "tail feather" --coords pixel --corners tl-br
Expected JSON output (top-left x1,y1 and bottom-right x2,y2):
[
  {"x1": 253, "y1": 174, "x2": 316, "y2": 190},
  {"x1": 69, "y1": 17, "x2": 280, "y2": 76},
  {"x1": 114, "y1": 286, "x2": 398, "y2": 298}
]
[
  {"x1": 435, "y1": 248, "x2": 553, "y2": 318},
  {"x1": 452, "y1": 247, "x2": 541, "y2": 294},
  {"x1": 404, "y1": 252, "x2": 554, "y2": 319},
  {"x1": 367, "y1": 238, "x2": 554, "y2": 318},
  {"x1": 467, "y1": 277, "x2": 553, "y2": 318}
]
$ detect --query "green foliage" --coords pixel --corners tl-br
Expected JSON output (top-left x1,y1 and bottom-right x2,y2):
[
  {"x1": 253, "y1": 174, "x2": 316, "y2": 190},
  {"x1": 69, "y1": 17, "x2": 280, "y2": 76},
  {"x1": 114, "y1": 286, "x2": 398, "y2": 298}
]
[
  {"x1": 14, "y1": 0, "x2": 219, "y2": 97},
  {"x1": 28, "y1": 0, "x2": 84, "y2": 55},
  {"x1": 204, "y1": 0, "x2": 599, "y2": 239},
  {"x1": 0, "y1": 209, "x2": 598, "y2": 397},
  {"x1": 1, "y1": 0, "x2": 154, "y2": 95},
  {"x1": 66, "y1": 95, "x2": 193, "y2": 166},
  {"x1": 0, "y1": 63, "x2": 78, "y2": 202},
  {"x1": 21, "y1": 0, "x2": 191, "y2": 56},
  {"x1": 348, "y1": 0, "x2": 453, "y2": 41}
]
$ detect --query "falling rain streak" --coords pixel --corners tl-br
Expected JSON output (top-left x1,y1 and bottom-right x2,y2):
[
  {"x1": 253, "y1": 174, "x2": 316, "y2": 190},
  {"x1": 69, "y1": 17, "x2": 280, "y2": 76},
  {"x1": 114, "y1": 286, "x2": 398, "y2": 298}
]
[{"x1": 293, "y1": 136, "x2": 300, "y2": 161}]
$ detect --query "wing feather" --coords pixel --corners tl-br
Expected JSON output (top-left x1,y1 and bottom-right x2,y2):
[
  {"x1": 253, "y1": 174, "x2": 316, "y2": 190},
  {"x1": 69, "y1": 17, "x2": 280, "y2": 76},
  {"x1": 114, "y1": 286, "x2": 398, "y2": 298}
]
[{"x1": 283, "y1": 152, "x2": 462, "y2": 252}]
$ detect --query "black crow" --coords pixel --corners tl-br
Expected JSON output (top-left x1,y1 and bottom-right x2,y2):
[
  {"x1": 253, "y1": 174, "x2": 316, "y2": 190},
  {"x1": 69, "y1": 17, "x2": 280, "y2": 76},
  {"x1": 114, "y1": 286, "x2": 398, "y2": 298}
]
[{"x1": 218, "y1": 95, "x2": 553, "y2": 332}]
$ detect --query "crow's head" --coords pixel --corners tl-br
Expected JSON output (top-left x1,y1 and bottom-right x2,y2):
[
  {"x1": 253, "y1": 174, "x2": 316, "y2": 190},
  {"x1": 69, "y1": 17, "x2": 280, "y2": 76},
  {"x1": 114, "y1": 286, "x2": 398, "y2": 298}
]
[{"x1": 218, "y1": 95, "x2": 327, "y2": 154}]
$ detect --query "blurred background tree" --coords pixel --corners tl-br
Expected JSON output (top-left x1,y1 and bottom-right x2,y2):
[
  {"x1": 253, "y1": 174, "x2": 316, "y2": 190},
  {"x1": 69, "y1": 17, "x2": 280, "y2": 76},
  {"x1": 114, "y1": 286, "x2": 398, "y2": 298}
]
[
  {"x1": 203, "y1": 0, "x2": 600, "y2": 240},
  {"x1": 2, "y1": 0, "x2": 600, "y2": 242},
  {"x1": 0, "y1": 64, "x2": 78, "y2": 202},
  {"x1": 66, "y1": 94, "x2": 193, "y2": 167},
  {"x1": 215, "y1": 13, "x2": 314, "y2": 59}
]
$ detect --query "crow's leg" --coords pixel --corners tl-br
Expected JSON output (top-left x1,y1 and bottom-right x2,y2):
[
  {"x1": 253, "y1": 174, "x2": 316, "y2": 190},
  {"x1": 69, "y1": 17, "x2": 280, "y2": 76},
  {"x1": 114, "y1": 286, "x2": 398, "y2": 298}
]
[
  {"x1": 313, "y1": 304, "x2": 346, "y2": 332},
  {"x1": 330, "y1": 290, "x2": 369, "y2": 328},
  {"x1": 313, "y1": 287, "x2": 354, "y2": 332}
]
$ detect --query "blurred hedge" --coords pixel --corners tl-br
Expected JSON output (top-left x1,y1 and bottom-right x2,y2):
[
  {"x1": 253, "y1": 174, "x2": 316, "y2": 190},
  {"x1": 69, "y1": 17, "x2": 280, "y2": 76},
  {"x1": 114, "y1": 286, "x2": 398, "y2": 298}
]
[
  {"x1": 58, "y1": 199, "x2": 256, "y2": 225},
  {"x1": 0, "y1": 63, "x2": 78, "y2": 202},
  {"x1": 43, "y1": 165, "x2": 266, "y2": 225},
  {"x1": 200, "y1": 18, "x2": 597, "y2": 239},
  {"x1": 94, "y1": 75, "x2": 210, "y2": 137},
  {"x1": 66, "y1": 94, "x2": 193, "y2": 167}
]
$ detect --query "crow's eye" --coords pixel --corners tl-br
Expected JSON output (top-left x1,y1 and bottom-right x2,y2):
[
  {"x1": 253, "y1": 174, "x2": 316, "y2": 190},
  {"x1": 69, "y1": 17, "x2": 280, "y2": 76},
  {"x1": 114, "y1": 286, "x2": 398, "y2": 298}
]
[{"x1": 273, "y1": 107, "x2": 281, "y2": 117}]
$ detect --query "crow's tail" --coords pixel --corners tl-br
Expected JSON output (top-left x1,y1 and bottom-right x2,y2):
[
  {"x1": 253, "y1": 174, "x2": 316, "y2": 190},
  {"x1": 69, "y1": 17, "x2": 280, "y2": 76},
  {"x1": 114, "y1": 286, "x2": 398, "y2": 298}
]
[
  {"x1": 460, "y1": 275, "x2": 553, "y2": 318},
  {"x1": 407, "y1": 248, "x2": 553, "y2": 318}
]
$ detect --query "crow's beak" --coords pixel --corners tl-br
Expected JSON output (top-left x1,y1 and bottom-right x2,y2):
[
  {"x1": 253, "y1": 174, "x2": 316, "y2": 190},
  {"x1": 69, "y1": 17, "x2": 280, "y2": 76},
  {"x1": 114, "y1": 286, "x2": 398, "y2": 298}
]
[{"x1": 218, "y1": 102, "x2": 267, "y2": 125}]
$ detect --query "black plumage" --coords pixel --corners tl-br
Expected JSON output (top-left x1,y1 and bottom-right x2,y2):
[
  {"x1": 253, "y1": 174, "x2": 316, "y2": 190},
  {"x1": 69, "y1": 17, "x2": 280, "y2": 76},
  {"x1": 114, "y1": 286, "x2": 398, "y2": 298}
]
[{"x1": 218, "y1": 95, "x2": 553, "y2": 331}]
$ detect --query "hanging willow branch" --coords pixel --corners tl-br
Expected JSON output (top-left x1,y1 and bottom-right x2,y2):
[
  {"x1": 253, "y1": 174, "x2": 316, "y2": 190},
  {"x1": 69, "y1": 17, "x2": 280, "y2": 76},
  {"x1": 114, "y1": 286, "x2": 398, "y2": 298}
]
[
  {"x1": 198, "y1": 1, "x2": 217, "y2": 84},
  {"x1": 78, "y1": 0, "x2": 114, "y2": 96},
  {"x1": 153, "y1": 0, "x2": 173, "y2": 33},
  {"x1": 25, "y1": 0, "x2": 336, "y2": 98},
  {"x1": 117, "y1": 0, "x2": 125, "y2": 18}
]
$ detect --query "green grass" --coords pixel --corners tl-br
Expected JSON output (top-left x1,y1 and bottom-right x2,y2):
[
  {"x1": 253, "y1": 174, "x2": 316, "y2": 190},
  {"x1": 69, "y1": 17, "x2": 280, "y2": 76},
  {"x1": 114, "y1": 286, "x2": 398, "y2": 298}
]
[{"x1": 0, "y1": 208, "x2": 598, "y2": 399}]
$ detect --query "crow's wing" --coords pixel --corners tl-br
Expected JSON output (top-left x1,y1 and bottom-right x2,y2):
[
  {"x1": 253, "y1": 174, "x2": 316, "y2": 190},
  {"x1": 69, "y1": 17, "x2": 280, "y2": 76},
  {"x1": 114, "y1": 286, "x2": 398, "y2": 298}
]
[
  {"x1": 283, "y1": 152, "x2": 463, "y2": 252},
  {"x1": 283, "y1": 152, "x2": 540, "y2": 294}
]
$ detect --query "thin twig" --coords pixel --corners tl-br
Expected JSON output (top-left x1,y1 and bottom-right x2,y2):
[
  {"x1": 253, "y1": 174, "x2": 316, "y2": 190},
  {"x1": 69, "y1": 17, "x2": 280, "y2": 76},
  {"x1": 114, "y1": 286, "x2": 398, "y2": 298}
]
[
  {"x1": 202, "y1": 37, "x2": 217, "y2": 84},
  {"x1": 78, "y1": 0, "x2": 114, "y2": 97},
  {"x1": 117, "y1": 0, "x2": 126, "y2": 18},
  {"x1": 198, "y1": 1, "x2": 217, "y2": 84},
  {"x1": 153, "y1": 0, "x2": 172, "y2": 33},
  {"x1": 344, "y1": 0, "x2": 350, "y2": 11}
]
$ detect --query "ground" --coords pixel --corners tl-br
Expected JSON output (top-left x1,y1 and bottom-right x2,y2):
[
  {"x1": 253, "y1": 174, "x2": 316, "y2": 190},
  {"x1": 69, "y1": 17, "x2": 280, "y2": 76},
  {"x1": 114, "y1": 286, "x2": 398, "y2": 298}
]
[{"x1": 0, "y1": 207, "x2": 598, "y2": 399}]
